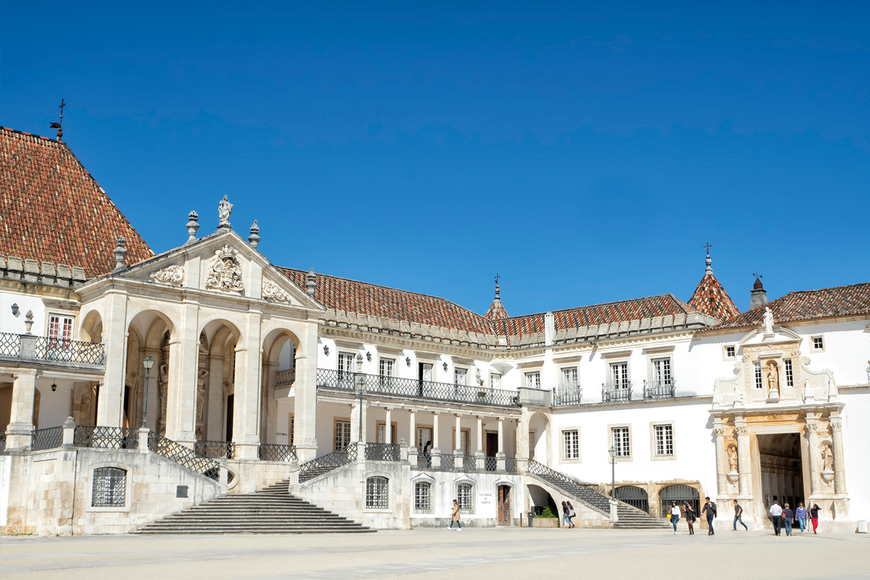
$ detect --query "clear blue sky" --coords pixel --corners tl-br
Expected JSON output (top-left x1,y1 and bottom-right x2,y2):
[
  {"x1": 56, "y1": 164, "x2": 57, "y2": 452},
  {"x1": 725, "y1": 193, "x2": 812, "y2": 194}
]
[{"x1": 2, "y1": 1, "x2": 868, "y2": 316}]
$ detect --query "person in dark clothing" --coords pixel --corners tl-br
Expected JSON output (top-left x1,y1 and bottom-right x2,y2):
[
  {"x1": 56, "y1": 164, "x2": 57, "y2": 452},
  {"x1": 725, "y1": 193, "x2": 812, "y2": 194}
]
[
  {"x1": 701, "y1": 496, "x2": 717, "y2": 535},
  {"x1": 783, "y1": 504, "x2": 794, "y2": 536},
  {"x1": 810, "y1": 504, "x2": 821, "y2": 534},
  {"x1": 684, "y1": 501, "x2": 696, "y2": 535},
  {"x1": 733, "y1": 499, "x2": 748, "y2": 530}
]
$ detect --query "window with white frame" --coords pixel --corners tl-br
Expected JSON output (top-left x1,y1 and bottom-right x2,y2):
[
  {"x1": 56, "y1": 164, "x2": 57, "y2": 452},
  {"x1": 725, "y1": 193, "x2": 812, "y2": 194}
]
[
  {"x1": 611, "y1": 426, "x2": 630, "y2": 458},
  {"x1": 338, "y1": 352, "x2": 356, "y2": 387},
  {"x1": 812, "y1": 336, "x2": 824, "y2": 351},
  {"x1": 784, "y1": 359, "x2": 794, "y2": 387},
  {"x1": 725, "y1": 346, "x2": 736, "y2": 359},
  {"x1": 457, "y1": 482, "x2": 474, "y2": 513},
  {"x1": 379, "y1": 358, "x2": 394, "y2": 377},
  {"x1": 561, "y1": 367, "x2": 579, "y2": 389},
  {"x1": 48, "y1": 314, "x2": 74, "y2": 350},
  {"x1": 525, "y1": 371, "x2": 541, "y2": 389},
  {"x1": 366, "y1": 476, "x2": 389, "y2": 509},
  {"x1": 334, "y1": 420, "x2": 351, "y2": 450},
  {"x1": 414, "y1": 481, "x2": 431, "y2": 513},
  {"x1": 754, "y1": 361, "x2": 763, "y2": 389},
  {"x1": 490, "y1": 372, "x2": 501, "y2": 389},
  {"x1": 654, "y1": 424, "x2": 674, "y2": 457},
  {"x1": 454, "y1": 368, "x2": 467, "y2": 386},
  {"x1": 92, "y1": 467, "x2": 126, "y2": 507},
  {"x1": 610, "y1": 362, "x2": 629, "y2": 390},
  {"x1": 651, "y1": 358, "x2": 672, "y2": 386},
  {"x1": 562, "y1": 429, "x2": 579, "y2": 460}
]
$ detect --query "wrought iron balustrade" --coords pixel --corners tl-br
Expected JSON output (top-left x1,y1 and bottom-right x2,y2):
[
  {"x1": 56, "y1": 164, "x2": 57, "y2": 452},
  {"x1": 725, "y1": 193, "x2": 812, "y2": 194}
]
[
  {"x1": 364, "y1": 442, "x2": 401, "y2": 461},
  {"x1": 74, "y1": 426, "x2": 139, "y2": 449},
  {"x1": 148, "y1": 432, "x2": 221, "y2": 480},
  {"x1": 298, "y1": 445, "x2": 357, "y2": 483},
  {"x1": 461, "y1": 454, "x2": 478, "y2": 472},
  {"x1": 195, "y1": 440, "x2": 236, "y2": 459},
  {"x1": 276, "y1": 369, "x2": 296, "y2": 387},
  {"x1": 0, "y1": 332, "x2": 105, "y2": 366},
  {"x1": 258, "y1": 443, "x2": 297, "y2": 462},
  {"x1": 601, "y1": 382, "x2": 632, "y2": 403},
  {"x1": 503, "y1": 457, "x2": 518, "y2": 473},
  {"x1": 0, "y1": 432, "x2": 6, "y2": 452},
  {"x1": 553, "y1": 386, "x2": 583, "y2": 407},
  {"x1": 416, "y1": 453, "x2": 429, "y2": 469},
  {"x1": 643, "y1": 380, "x2": 676, "y2": 400},
  {"x1": 316, "y1": 368, "x2": 520, "y2": 408},
  {"x1": 439, "y1": 453, "x2": 455, "y2": 471},
  {"x1": 32, "y1": 426, "x2": 64, "y2": 451},
  {"x1": 484, "y1": 456, "x2": 498, "y2": 471}
]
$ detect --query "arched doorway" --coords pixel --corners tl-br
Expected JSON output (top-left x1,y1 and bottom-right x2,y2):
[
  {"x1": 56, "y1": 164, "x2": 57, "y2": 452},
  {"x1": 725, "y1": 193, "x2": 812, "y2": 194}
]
[
  {"x1": 660, "y1": 484, "x2": 700, "y2": 518},
  {"x1": 261, "y1": 328, "x2": 301, "y2": 446},
  {"x1": 125, "y1": 310, "x2": 174, "y2": 433},
  {"x1": 527, "y1": 483, "x2": 558, "y2": 519},
  {"x1": 616, "y1": 485, "x2": 649, "y2": 513},
  {"x1": 528, "y1": 412, "x2": 550, "y2": 463},
  {"x1": 199, "y1": 319, "x2": 242, "y2": 446}
]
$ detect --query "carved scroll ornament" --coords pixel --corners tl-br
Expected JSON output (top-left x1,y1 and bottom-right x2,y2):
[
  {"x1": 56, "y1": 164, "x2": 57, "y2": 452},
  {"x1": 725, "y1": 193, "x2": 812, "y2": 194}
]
[
  {"x1": 262, "y1": 278, "x2": 291, "y2": 303},
  {"x1": 150, "y1": 264, "x2": 184, "y2": 286}
]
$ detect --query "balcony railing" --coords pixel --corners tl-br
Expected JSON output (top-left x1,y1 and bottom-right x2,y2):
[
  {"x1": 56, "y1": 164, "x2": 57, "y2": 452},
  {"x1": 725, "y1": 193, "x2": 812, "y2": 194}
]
[
  {"x1": 364, "y1": 442, "x2": 401, "y2": 461},
  {"x1": 75, "y1": 426, "x2": 139, "y2": 449},
  {"x1": 258, "y1": 443, "x2": 296, "y2": 462},
  {"x1": 0, "y1": 332, "x2": 105, "y2": 367},
  {"x1": 32, "y1": 426, "x2": 64, "y2": 451},
  {"x1": 643, "y1": 380, "x2": 676, "y2": 400},
  {"x1": 553, "y1": 385, "x2": 583, "y2": 407},
  {"x1": 316, "y1": 368, "x2": 520, "y2": 408},
  {"x1": 276, "y1": 369, "x2": 296, "y2": 387},
  {"x1": 602, "y1": 382, "x2": 632, "y2": 403},
  {"x1": 196, "y1": 440, "x2": 236, "y2": 459}
]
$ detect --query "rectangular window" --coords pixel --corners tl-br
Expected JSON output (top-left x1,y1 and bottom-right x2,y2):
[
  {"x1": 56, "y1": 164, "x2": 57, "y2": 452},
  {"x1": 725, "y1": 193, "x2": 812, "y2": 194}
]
[
  {"x1": 92, "y1": 467, "x2": 126, "y2": 507},
  {"x1": 414, "y1": 482, "x2": 431, "y2": 513},
  {"x1": 366, "y1": 476, "x2": 389, "y2": 509},
  {"x1": 611, "y1": 426, "x2": 630, "y2": 458},
  {"x1": 337, "y1": 353, "x2": 356, "y2": 388},
  {"x1": 654, "y1": 424, "x2": 674, "y2": 457},
  {"x1": 610, "y1": 362, "x2": 629, "y2": 390},
  {"x1": 725, "y1": 346, "x2": 736, "y2": 358},
  {"x1": 454, "y1": 368, "x2": 467, "y2": 385},
  {"x1": 48, "y1": 314, "x2": 74, "y2": 349},
  {"x1": 651, "y1": 358, "x2": 672, "y2": 386},
  {"x1": 457, "y1": 483, "x2": 474, "y2": 513},
  {"x1": 334, "y1": 420, "x2": 351, "y2": 450},
  {"x1": 379, "y1": 358, "x2": 394, "y2": 377},
  {"x1": 288, "y1": 414, "x2": 295, "y2": 447},
  {"x1": 561, "y1": 367, "x2": 579, "y2": 389},
  {"x1": 812, "y1": 336, "x2": 824, "y2": 351},
  {"x1": 490, "y1": 373, "x2": 501, "y2": 389},
  {"x1": 784, "y1": 359, "x2": 794, "y2": 387},
  {"x1": 754, "y1": 361, "x2": 763, "y2": 389},
  {"x1": 562, "y1": 430, "x2": 579, "y2": 460},
  {"x1": 525, "y1": 372, "x2": 541, "y2": 389}
]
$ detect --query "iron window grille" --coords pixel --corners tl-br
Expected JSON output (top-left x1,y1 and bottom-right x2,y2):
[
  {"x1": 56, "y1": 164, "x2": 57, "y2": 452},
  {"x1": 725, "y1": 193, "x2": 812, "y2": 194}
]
[
  {"x1": 562, "y1": 430, "x2": 579, "y2": 460},
  {"x1": 654, "y1": 424, "x2": 674, "y2": 456},
  {"x1": 414, "y1": 482, "x2": 431, "y2": 513},
  {"x1": 457, "y1": 482, "x2": 474, "y2": 513},
  {"x1": 92, "y1": 467, "x2": 126, "y2": 507},
  {"x1": 611, "y1": 427, "x2": 630, "y2": 458},
  {"x1": 784, "y1": 359, "x2": 794, "y2": 387},
  {"x1": 366, "y1": 476, "x2": 389, "y2": 509}
]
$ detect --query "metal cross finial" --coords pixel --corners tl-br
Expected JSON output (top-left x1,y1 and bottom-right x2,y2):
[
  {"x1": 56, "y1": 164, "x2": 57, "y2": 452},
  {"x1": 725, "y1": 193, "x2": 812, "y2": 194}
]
[
  {"x1": 50, "y1": 99, "x2": 65, "y2": 141},
  {"x1": 703, "y1": 242, "x2": 712, "y2": 254},
  {"x1": 494, "y1": 273, "x2": 500, "y2": 286},
  {"x1": 753, "y1": 272, "x2": 762, "y2": 280}
]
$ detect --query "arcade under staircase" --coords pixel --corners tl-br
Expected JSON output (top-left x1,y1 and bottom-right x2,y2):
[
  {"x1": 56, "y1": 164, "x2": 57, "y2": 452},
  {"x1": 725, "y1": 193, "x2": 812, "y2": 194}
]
[
  {"x1": 526, "y1": 460, "x2": 670, "y2": 530},
  {"x1": 134, "y1": 480, "x2": 373, "y2": 534}
]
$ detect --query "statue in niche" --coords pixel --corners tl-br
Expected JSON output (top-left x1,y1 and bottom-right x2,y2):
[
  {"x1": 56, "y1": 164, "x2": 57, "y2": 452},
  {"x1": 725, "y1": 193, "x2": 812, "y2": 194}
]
[
  {"x1": 821, "y1": 444, "x2": 834, "y2": 471},
  {"x1": 218, "y1": 195, "x2": 233, "y2": 227},
  {"x1": 196, "y1": 339, "x2": 209, "y2": 423},
  {"x1": 158, "y1": 334, "x2": 170, "y2": 435},
  {"x1": 728, "y1": 445, "x2": 739, "y2": 472},
  {"x1": 766, "y1": 361, "x2": 779, "y2": 392},
  {"x1": 762, "y1": 307, "x2": 775, "y2": 335}
]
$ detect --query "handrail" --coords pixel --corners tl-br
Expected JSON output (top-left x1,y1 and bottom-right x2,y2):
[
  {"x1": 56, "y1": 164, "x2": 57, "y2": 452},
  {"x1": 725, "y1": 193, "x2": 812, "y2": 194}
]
[
  {"x1": 32, "y1": 426, "x2": 64, "y2": 451},
  {"x1": 643, "y1": 380, "x2": 676, "y2": 400},
  {"x1": 148, "y1": 432, "x2": 220, "y2": 481},
  {"x1": 602, "y1": 381, "x2": 632, "y2": 403},
  {"x1": 0, "y1": 332, "x2": 105, "y2": 366},
  {"x1": 74, "y1": 426, "x2": 139, "y2": 449},
  {"x1": 553, "y1": 386, "x2": 583, "y2": 407},
  {"x1": 526, "y1": 459, "x2": 608, "y2": 514},
  {"x1": 364, "y1": 442, "x2": 401, "y2": 461},
  {"x1": 298, "y1": 445, "x2": 357, "y2": 483},
  {"x1": 195, "y1": 440, "x2": 236, "y2": 459},
  {"x1": 258, "y1": 443, "x2": 297, "y2": 462}
]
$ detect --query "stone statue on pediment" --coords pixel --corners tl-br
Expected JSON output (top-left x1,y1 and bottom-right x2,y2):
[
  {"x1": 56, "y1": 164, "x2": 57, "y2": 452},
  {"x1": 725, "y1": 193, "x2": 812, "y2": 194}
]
[
  {"x1": 218, "y1": 195, "x2": 233, "y2": 228},
  {"x1": 762, "y1": 307, "x2": 774, "y2": 335}
]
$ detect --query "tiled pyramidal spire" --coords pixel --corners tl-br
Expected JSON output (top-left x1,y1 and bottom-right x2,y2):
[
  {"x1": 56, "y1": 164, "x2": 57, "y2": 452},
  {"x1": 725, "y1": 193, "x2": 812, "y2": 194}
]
[
  {"x1": 484, "y1": 276, "x2": 509, "y2": 320},
  {"x1": 688, "y1": 249, "x2": 740, "y2": 322}
]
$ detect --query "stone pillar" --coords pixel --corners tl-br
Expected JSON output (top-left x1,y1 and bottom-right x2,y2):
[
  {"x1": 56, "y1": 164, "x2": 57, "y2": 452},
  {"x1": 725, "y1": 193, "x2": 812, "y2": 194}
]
[
  {"x1": 804, "y1": 416, "x2": 822, "y2": 497},
  {"x1": 6, "y1": 370, "x2": 37, "y2": 450},
  {"x1": 431, "y1": 412, "x2": 441, "y2": 468},
  {"x1": 735, "y1": 419, "x2": 752, "y2": 498},
  {"x1": 517, "y1": 414, "x2": 529, "y2": 472},
  {"x1": 454, "y1": 414, "x2": 462, "y2": 453},
  {"x1": 293, "y1": 323, "x2": 319, "y2": 462},
  {"x1": 206, "y1": 354, "x2": 224, "y2": 440},
  {"x1": 713, "y1": 420, "x2": 729, "y2": 497},
  {"x1": 167, "y1": 302, "x2": 199, "y2": 447},
  {"x1": 408, "y1": 410, "x2": 417, "y2": 466},
  {"x1": 232, "y1": 308, "x2": 262, "y2": 460},
  {"x1": 830, "y1": 414, "x2": 847, "y2": 495},
  {"x1": 475, "y1": 416, "x2": 485, "y2": 469},
  {"x1": 62, "y1": 416, "x2": 75, "y2": 449},
  {"x1": 98, "y1": 290, "x2": 128, "y2": 427},
  {"x1": 385, "y1": 407, "x2": 392, "y2": 444},
  {"x1": 497, "y1": 417, "x2": 506, "y2": 471}
]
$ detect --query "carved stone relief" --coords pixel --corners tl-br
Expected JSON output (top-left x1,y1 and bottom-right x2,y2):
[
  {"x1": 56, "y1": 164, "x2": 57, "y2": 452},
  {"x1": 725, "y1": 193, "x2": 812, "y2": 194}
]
[
  {"x1": 150, "y1": 264, "x2": 184, "y2": 286},
  {"x1": 262, "y1": 278, "x2": 291, "y2": 303},
  {"x1": 158, "y1": 333, "x2": 170, "y2": 435},
  {"x1": 205, "y1": 245, "x2": 244, "y2": 294}
]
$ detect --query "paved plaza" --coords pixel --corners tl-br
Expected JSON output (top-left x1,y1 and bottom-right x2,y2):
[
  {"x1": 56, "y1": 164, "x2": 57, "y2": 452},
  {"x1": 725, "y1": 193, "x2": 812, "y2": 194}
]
[{"x1": 1, "y1": 528, "x2": 868, "y2": 580}]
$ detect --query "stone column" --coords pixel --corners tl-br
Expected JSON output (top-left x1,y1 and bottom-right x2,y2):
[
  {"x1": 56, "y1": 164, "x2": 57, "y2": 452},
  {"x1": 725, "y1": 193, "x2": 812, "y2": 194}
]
[
  {"x1": 167, "y1": 301, "x2": 199, "y2": 447},
  {"x1": 385, "y1": 407, "x2": 392, "y2": 444},
  {"x1": 804, "y1": 416, "x2": 822, "y2": 497},
  {"x1": 293, "y1": 322, "x2": 319, "y2": 462},
  {"x1": 517, "y1": 413, "x2": 530, "y2": 472},
  {"x1": 206, "y1": 354, "x2": 224, "y2": 440},
  {"x1": 408, "y1": 410, "x2": 417, "y2": 466},
  {"x1": 497, "y1": 417, "x2": 506, "y2": 471},
  {"x1": 735, "y1": 419, "x2": 752, "y2": 498},
  {"x1": 6, "y1": 370, "x2": 38, "y2": 450},
  {"x1": 431, "y1": 411, "x2": 441, "y2": 468},
  {"x1": 475, "y1": 415, "x2": 485, "y2": 470},
  {"x1": 98, "y1": 290, "x2": 128, "y2": 427},
  {"x1": 232, "y1": 308, "x2": 262, "y2": 460},
  {"x1": 454, "y1": 414, "x2": 462, "y2": 453},
  {"x1": 830, "y1": 414, "x2": 847, "y2": 495},
  {"x1": 713, "y1": 419, "x2": 729, "y2": 497}
]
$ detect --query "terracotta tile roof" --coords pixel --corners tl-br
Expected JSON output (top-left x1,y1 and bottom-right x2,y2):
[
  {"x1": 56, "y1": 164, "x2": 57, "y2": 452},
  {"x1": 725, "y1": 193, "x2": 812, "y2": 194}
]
[
  {"x1": 0, "y1": 127, "x2": 153, "y2": 277},
  {"x1": 279, "y1": 267, "x2": 497, "y2": 335},
  {"x1": 688, "y1": 272, "x2": 741, "y2": 321},
  {"x1": 706, "y1": 282, "x2": 870, "y2": 332},
  {"x1": 493, "y1": 294, "x2": 698, "y2": 337}
]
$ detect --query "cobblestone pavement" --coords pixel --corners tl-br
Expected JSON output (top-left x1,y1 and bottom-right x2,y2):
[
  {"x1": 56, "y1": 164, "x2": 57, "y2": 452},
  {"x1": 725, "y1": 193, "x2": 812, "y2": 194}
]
[{"x1": 1, "y1": 528, "x2": 868, "y2": 580}]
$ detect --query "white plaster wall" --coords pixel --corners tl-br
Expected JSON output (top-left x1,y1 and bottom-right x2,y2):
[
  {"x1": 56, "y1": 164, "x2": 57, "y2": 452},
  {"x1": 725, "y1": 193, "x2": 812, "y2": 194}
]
[
  {"x1": 0, "y1": 290, "x2": 47, "y2": 336},
  {"x1": 409, "y1": 471, "x2": 524, "y2": 527},
  {"x1": 34, "y1": 381, "x2": 73, "y2": 429},
  {"x1": 840, "y1": 390, "x2": 870, "y2": 524},
  {"x1": 789, "y1": 321, "x2": 870, "y2": 387}
]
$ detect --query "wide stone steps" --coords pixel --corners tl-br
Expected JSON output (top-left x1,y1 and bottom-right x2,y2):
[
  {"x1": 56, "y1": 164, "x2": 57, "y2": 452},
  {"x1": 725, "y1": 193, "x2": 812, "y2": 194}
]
[{"x1": 134, "y1": 480, "x2": 373, "y2": 535}]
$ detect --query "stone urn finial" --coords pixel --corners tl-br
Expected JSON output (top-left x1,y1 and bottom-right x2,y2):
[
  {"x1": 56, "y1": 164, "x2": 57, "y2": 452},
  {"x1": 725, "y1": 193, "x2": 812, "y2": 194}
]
[
  {"x1": 24, "y1": 310, "x2": 34, "y2": 333},
  {"x1": 249, "y1": 219, "x2": 261, "y2": 249},
  {"x1": 186, "y1": 210, "x2": 200, "y2": 245},
  {"x1": 113, "y1": 237, "x2": 127, "y2": 272},
  {"x1": 306, "y1": 267, "x2": 317, "y2": 296}
]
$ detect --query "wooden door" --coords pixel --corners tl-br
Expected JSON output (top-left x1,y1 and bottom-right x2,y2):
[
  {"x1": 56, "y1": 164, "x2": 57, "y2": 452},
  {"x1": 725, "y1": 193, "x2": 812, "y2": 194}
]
[
  {"x1": 498, "y1": 485, "x2": 511, "y2": 525},
  {"x1": 486, "y1": 432, "x2": 498, "y2": 457}
]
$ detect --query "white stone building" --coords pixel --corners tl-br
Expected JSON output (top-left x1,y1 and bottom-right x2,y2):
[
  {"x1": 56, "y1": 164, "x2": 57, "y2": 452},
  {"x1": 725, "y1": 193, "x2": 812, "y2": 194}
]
[{"x1": 1, "y1": 126, "x2": 867, "y2": 535}]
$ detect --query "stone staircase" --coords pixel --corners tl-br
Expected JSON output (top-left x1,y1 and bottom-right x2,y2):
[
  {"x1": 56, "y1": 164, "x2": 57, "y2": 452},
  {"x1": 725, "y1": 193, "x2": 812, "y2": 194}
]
[
  {"x1": 526, "y1": 460, "x2": 670, "y2": 530},
  {"x1": 134, "y1": 480, "x2": 373, "y2": 534}
]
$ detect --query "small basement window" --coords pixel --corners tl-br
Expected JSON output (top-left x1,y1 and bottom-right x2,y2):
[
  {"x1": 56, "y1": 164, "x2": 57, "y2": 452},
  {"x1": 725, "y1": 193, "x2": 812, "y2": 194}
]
[{"x1": 92, "y1": 467, "x2": 126, "y2": 507}]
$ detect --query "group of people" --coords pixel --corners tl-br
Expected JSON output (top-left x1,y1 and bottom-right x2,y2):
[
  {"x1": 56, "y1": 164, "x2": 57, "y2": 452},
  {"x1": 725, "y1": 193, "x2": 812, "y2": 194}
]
[
  {"x1": 561, "y1": 501, "x2": 577, "y2": 528},
  {"x1": 769, "y1": 500, "x2": 820, "y2": 536},
  {"x1": 668, "y1": 496, "x2": 718, "y2": 535}
]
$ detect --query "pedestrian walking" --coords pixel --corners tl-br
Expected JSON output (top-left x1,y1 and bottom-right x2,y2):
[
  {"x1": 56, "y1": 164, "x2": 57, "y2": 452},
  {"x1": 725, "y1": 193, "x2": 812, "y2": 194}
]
[
  {"x1": 670, "y1": 501, "x2": 681, "y2": 534},
  {"x1": 561, "y1": 501, "x2": 569, "y2": 528},
  {"x1": 448, "y1": 499, "x2": 462, "y2": 531},
  {"x1": 795, "y1": 503, "x2": 808, "y2": 533},
  {"x1": 783, "y1": 503, "x2": 794, "y2": 536},
  {"x1": 566, "y1": 501, "x2": 576, "y2": 529},
  {"x1": 769, "y1": 500, "x2": 783, "y2": 536},
  {"x1": 701, "y1": 497, "x2": 717, "y2": 535},
  {"x1": 684, "y1": 501, "x2": 696, "y2": 535},
  {"x1": 424, "y1": 440, "x2": 432, "y2": 467},
  {"x1": 810, "y1": 503, "x2": 820, "y2": 534},
  {"x1": 733, "y1": 499, "x2": 748, "y2": 530}
]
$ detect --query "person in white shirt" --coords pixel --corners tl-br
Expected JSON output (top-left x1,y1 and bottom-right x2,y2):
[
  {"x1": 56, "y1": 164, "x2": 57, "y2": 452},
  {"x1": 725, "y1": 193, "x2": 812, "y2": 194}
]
[
  {"x1": 769, "y1": 500, "x2": 783, "y2": 536},
  {"x1": 670, "y1": 501, "x2": 681, "y2": 534}
]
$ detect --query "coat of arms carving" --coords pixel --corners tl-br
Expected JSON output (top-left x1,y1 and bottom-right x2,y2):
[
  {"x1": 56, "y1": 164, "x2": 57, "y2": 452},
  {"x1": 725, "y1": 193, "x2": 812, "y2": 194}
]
[
  {"x1": 206, "y1": 245, "x2": 245, "y2": 294},
  {"x1": 149, "y1": 264, "x2": 184, "y2": 286},
  {"x1": 262, "y1": 278, "x2": 291, "y2": 303}
]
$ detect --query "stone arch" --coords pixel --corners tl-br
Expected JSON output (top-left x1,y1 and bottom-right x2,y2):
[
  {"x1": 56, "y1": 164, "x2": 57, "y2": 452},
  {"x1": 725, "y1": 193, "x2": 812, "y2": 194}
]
[
  {"x1": 199, "y1": 319, "x2": 243, "y2": 442},
  {"x1": 80, "y1": 308, "x2": 103, "y2": 343},
  {"x1": 615, "y1": 485, "x2": 650, "y2": 513},
  {"x1": 527, "y1": 411, "x2": 551, "y2": 464},
  {"x1": 126, "y1": 310, "x2": 176, "y2": 433},
  {"x1": 659, "y1": 484, "x2": 701, "y2": 518}
]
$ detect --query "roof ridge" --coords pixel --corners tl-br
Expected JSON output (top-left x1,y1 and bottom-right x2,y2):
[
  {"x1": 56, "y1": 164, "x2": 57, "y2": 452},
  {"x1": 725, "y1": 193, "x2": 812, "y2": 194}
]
[
  {"x1": 0, "y1": 126, "x2": 65, "y2": 145},
  {"x1": 502, "y1": 293, "x2": 685, "y2": 321},
  {"x1": 784, "y1": 282, "x2": 870, "y2": 295}
]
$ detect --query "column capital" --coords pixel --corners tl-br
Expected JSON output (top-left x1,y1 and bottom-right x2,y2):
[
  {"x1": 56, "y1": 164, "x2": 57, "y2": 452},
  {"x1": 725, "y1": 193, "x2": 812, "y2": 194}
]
[
  {"x1": 714, "y1": 427, "x2": 726, "y2": 437},
  {"x1": 735, "y1": 426, "x2": 749, "y2": 437},
  {"x1": 830, "y1": 418, "x2": 843, "y2": 432}
]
